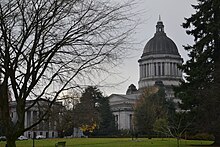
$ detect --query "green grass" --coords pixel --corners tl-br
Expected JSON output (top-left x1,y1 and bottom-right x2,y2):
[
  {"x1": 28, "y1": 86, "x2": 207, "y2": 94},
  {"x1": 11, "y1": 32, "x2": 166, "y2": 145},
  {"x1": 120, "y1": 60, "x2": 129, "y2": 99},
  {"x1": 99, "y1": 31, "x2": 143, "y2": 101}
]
[{"x1": 0, "y1": 138, "x2": 213, "y2": 147}]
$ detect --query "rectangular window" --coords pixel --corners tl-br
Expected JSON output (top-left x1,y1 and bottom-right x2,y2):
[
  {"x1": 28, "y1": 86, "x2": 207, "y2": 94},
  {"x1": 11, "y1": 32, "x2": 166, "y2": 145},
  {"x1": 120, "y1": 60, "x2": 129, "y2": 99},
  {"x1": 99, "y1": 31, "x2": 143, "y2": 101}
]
[
  {"x1": 115, "y1": 115, "x2": 118, "y2": 122},
  {"x1": 115, "y1": 115, "x2": 119, "y2": 129},
  {"x1": 129, "y1": 114, "x2": 133, "y2": 129}
]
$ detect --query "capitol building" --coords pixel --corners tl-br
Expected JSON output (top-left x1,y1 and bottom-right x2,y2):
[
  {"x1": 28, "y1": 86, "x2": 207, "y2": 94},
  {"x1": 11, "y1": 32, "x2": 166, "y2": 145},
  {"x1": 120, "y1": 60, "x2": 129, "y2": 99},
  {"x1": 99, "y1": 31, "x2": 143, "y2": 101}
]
[{"x1": 109, "y1": 18, "x2": 183, "y2": 130}]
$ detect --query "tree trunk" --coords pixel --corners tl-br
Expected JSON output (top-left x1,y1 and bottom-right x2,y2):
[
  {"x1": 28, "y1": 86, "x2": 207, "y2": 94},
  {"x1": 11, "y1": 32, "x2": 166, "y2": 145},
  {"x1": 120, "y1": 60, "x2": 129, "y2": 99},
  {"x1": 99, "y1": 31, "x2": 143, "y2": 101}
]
[
  {"x1": 6, "y1": 139, "x2": 16, "y2": 147},
  {"x1": 212, "y1": 133, "x2": 220, "y2": 146},
  {"x1": 176, "y1": 137, "x2": 180, "y2": 147},
  {"x1": 0, "y1": 83, "x2": 17, "y2": 147}
]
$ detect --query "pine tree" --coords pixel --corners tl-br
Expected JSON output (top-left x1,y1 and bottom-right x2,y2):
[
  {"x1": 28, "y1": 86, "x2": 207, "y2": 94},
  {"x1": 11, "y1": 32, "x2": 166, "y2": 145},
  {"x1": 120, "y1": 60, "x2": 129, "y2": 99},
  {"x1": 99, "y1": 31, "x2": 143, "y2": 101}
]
[
  {"x1": 95, "y1": 97, "x2": 117, "y2": 136},
  {"x1": 74, "y1": 86, "x2": 101, "y2": 134},
  {"x1": 74, "y1": 86, "x2": 116, "y2": 136},
  {"x1": 175, "y1": 0, "x2": 220, "y2": 145}
]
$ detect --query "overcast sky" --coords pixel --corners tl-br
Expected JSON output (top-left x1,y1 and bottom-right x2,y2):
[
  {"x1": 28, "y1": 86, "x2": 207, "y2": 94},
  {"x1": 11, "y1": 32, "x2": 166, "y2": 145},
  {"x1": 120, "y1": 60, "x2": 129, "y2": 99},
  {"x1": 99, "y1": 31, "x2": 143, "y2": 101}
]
[{"x1": 101, "y1": 0, "x2": 197, "y2": 96}]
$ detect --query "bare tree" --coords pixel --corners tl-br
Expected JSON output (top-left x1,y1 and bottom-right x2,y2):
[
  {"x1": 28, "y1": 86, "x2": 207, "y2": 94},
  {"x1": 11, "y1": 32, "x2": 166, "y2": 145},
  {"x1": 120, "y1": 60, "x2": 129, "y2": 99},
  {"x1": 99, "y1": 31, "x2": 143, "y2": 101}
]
[
  {"x1": 0, "y1": 0, "x2": 137, "y2": 146},
  {"x1": 153, "y1": 112, "x2": 192, "y2": 147}
]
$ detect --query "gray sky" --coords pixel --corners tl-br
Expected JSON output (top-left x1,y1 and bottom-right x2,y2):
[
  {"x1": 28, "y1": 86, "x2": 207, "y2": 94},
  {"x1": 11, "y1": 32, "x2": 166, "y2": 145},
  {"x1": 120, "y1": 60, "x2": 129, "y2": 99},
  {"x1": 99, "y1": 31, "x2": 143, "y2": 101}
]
[{"x1": 101, "y1": 0, "x2": 197, "y2": 95}]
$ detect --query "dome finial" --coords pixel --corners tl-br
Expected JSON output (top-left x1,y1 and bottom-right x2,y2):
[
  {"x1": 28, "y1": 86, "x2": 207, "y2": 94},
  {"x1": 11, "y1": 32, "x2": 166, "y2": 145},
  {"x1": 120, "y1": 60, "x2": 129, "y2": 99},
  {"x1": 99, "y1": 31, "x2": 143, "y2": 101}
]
[
  {"x1": 156, "y1": 16, "x2": 164, "y2": 33},
  {"x1": 159, "y1": 15, "x2": 161, "y2": 21}
]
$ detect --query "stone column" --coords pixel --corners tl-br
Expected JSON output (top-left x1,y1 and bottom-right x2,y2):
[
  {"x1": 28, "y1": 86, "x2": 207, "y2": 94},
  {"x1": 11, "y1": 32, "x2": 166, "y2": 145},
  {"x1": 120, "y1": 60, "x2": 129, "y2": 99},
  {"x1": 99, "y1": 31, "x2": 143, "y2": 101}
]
[
  {"x1": 170, "y1": 62, "x2": 173, "y2": 76},
  {"x1": 167, "y1": 62, "x2": 170, "y2": 76},
  {"x1": 156, "y1": 62, "x2": 158, "y2": 76},
  {"x1": 178, "y1": 64, "x2": 182, "y2": 77},
  {"x1": 176, "y1": 63, "x2": 178, "y2": 76},
  {"x1": 178, "y1": 63, "x2": 182, "y2": 77},
  {"x1": 152, "y1": 63, "x2": 154, "y2": 76},
  {"x1": 166, "y1": 62, "x2": 169, "y2": 76},
  {"x1": 143, "y1": 64, "x2": 146, "y2": 78},
  {"x1": 25, "y1": 111, "x2": 27, "y2": 128},
  {"x1": 164, "y1": 62, "x2": 167, "y2": 76},
  {"x1": 174, "y1": 63, "x2": 177, "y2": 76},
  {"x1": 146, "y1": 64, "x2": 148, "y2": 77},
  {"x1": 30, "y1": 111, "x2": 33, "y2": 126},
  {"x1": 154, "y1": 62, "x2": 156, "y2": 76},
  {"x1": 147, "y1": 63, "x2": 149, "y2": 77},
  {"x1": 152, "y1": 62, "x2": 155, "y2": 76}
]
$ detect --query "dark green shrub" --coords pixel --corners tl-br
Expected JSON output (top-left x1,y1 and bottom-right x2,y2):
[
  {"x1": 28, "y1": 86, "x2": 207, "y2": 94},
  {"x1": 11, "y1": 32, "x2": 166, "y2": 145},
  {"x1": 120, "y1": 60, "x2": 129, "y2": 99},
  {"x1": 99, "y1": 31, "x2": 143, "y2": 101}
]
[{"x1": 190, "y1": 133, "x2": 214, "y2": 141}]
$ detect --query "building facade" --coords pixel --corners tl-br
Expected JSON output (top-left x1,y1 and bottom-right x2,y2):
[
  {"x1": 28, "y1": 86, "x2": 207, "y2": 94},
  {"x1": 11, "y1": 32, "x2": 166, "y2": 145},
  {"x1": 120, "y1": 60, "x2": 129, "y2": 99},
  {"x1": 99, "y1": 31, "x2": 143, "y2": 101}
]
[
  {"x1": 10, "y1": 99, "x2": 63, "y2": 138},
  {"x1": 109, "y1": 18, "x2": 183, "y2": 130}
]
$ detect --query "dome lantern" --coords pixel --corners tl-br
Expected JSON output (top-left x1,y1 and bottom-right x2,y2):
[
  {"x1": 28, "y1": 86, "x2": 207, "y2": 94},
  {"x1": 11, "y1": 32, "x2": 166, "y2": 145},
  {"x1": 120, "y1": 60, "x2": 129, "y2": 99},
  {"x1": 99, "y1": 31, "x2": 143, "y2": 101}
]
[{"x1": 156, "y1": 15, "x2": 164, "y2": 33}]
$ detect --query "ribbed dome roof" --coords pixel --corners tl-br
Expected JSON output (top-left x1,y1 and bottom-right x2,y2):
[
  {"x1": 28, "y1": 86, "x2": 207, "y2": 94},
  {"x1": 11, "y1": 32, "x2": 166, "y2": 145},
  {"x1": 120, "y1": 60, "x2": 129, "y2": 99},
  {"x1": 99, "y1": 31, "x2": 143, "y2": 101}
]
[{"x1": 142, "y1": 19, "x2": 180, "y2": 57}]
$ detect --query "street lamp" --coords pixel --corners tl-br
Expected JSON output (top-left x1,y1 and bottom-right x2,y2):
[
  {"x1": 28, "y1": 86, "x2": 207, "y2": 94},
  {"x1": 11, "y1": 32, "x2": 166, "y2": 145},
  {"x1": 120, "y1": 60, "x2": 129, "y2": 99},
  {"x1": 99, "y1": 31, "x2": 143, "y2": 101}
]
[{"x1": 32, "y1": 129, "x2": 35, "y2": 147}]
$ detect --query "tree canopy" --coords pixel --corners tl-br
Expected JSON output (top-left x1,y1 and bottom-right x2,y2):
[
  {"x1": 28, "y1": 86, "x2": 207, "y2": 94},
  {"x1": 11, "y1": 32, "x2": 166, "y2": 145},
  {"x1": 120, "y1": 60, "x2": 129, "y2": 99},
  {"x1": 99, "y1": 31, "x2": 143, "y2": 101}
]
[
  {"x1": 133, "y1": 85, "x2": 167, "y2": 134},
  {"x1": 175, "y1": 0, "x2": 220, "y2": 145},
  {"x1": 74, "y1": 86, "x2": 116, "y2": 136},
  {"x1": 0, "y1": 0, "x2": 136, "y2": 146}
]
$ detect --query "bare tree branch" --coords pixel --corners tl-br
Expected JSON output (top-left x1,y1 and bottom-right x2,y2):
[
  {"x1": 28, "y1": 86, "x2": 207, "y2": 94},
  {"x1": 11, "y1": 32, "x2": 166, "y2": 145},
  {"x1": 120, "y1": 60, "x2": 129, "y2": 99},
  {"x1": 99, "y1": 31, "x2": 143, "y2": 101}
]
[{"x1": 0, "y1": 0, "x2": 138, "y2": 146}]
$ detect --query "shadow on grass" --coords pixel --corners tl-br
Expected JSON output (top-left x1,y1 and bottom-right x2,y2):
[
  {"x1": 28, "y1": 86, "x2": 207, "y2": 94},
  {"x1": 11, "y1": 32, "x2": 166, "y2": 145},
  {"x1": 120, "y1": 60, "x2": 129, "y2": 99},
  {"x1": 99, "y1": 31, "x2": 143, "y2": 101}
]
[
  {"x1": 72, "y1": 140, "x2": 128, "y2": 146},
  {"x1": 189, "y1": 144, "x2": 219, "y2": 147}
]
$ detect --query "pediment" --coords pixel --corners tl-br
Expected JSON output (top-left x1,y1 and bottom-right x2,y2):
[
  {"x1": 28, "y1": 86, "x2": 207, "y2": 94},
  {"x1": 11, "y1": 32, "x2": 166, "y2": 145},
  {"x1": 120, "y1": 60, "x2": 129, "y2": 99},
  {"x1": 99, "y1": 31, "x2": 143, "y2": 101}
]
[{"x1": 109, "y1": 94, "x2": 128, "y2": 103}]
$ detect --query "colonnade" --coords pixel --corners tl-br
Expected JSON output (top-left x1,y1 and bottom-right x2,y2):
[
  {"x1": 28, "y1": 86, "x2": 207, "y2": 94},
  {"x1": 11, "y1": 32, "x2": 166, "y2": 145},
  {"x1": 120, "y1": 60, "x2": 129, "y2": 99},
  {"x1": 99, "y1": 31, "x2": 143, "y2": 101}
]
[{"x1": 140, "y1": 62, "x2": 182, "y2": 78}]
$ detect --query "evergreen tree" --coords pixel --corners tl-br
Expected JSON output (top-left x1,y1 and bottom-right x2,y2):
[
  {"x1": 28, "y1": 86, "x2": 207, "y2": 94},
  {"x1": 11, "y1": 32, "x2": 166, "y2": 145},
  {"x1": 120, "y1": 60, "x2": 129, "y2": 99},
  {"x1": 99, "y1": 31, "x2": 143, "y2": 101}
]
[
  {"x1": 74, "y1": 86, "x2": 116, "y2": 136},
  {"x1": 94, "y1": 97, "x2": 117, "y2": 136},
  {"x1": 74, "y1": 86, "x2": 101, "y2": 135},
  {"x1": 175, "y1": 0, "x2": 220, "y2": 145}
]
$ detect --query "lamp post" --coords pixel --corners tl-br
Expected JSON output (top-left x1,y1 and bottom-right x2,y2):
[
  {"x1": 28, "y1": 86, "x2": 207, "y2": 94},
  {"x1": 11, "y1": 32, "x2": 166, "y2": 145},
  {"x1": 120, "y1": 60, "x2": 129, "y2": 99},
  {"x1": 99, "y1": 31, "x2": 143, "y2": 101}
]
[
  {"x1": 32, "y1": 129, "x2": 35, "y2": 147},
  {"x1": 118, "y1": 108, "x2": 120, "y2": 130}
]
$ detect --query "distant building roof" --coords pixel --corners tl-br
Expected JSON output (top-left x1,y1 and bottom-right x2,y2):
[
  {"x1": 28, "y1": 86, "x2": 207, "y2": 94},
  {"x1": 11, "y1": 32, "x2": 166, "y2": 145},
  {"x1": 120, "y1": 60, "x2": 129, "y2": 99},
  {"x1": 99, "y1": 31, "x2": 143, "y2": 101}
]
[{"x1": 126, "y1": 84, "x2": 138, "y2": 95}]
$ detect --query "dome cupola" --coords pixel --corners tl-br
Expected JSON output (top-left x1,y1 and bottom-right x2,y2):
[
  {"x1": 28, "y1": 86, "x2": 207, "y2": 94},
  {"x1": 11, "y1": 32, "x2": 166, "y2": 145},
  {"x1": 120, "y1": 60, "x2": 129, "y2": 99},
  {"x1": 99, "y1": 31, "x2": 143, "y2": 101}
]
[{"x1": 142, "y1": 17, "x2": 180, "y2": 57}]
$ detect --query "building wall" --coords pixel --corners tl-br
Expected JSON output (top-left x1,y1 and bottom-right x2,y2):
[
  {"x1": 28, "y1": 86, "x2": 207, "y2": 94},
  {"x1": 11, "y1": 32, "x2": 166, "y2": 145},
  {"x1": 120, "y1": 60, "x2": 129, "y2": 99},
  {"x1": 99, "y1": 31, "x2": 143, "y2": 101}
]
[
  {"x1": 24, "y1": 130, "x2": 58, "y2": 139},
  {"x1": 138, "y1": 54, "x2": 183, "y2": 89},
  {"x1": 10, "y1": 101, "x2": 62, "y2": 138},
  {"x1": 113, "y1": 110, "x2": 133, "y2": 130},
  {"x1": 109, "y1": 94, "x2": 139, "y2": 130}
]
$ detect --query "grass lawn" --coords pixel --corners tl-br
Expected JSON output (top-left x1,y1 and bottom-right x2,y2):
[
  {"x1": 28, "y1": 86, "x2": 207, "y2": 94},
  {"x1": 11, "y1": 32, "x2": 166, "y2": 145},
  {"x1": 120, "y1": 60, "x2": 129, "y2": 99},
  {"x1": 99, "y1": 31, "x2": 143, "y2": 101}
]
[{"x1": 0, "y1": 138, "x2": 213, "y2": 147}]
